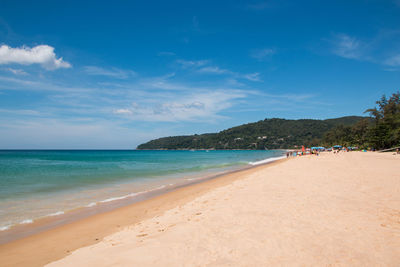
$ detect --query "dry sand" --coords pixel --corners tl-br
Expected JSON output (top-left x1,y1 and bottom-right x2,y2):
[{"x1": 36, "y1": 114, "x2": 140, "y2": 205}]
[
  {"x1": 1, "y1": 152, "x2": 399, "y2": 266},
  {"x1": 45, "y1": 152, "x2": 400, "y2": 266}
]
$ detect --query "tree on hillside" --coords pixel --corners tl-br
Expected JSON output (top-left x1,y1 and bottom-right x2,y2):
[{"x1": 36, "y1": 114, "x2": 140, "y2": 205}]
[
  {"x1": 351, "y1": 118, "x2": 369, "y2": 147},
  {"x1": 322, "y1": 124, "x2": 352, "y2": 147}
]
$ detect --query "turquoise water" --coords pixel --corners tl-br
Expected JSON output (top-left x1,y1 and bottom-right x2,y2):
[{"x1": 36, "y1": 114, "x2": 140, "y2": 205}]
[{"x1": 0, "y1": 150, "x2": 284, "y2": 230}]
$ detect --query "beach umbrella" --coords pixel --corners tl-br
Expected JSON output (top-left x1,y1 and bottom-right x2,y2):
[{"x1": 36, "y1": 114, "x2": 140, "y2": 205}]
[{"x1": 333, "y1": 145, "x2": 342, "y2": 148}]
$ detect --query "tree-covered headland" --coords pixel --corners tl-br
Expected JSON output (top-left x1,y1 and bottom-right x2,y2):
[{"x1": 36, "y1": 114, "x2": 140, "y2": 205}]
[{"x1": 137, "y1": 92, "x2": 400, "y2": 151}]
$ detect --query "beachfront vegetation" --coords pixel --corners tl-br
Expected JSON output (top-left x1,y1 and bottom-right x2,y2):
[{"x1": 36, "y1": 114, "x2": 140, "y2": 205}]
[
  {"x1": 322, "y1": 92, "x2": 400, "y2": 150},
  {"x1": 321, "y1": 119, "x2": 370, "y2": 148}
]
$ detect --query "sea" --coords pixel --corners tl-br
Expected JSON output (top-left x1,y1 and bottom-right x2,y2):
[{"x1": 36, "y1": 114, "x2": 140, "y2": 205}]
[{"x1": 0, "y1": 150, "x2": 285, "y2": 234}]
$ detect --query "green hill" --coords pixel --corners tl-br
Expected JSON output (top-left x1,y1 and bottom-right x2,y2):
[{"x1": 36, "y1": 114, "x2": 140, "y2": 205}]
[{"x1": 137, "y1": 116, "x2": 366, "y2": 150}]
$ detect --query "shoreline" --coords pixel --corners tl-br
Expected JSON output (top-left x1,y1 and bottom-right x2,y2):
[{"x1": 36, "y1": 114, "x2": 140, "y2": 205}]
[
  {"x1": 0, "y1": 157, "x2": 287, "y2": 267},
  {"x1": 0, "y1": 155, "x2": 285, "y2": 244},
  {"x1": 0, "y1": 150, "x2": 285, "y2": 237}
]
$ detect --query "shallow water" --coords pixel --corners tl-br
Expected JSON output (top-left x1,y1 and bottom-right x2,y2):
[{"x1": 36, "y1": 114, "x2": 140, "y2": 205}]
[{"x1": 0, "y1": 150, "x2": 285, "y2": 231}]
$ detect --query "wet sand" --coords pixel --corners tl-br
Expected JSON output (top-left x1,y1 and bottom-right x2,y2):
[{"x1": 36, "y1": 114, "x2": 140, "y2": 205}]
[{"x1": 2, "y1": 152, "x2": 400, "y2": 266}]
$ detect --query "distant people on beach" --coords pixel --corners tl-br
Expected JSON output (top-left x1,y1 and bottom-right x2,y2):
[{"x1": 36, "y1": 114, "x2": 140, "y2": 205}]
[{"x1": 286, "y1": 147, "x2": 322, "y2": 157}]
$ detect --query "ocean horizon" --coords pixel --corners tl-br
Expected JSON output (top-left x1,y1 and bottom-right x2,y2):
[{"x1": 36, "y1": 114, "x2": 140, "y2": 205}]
[{"x1": 0, "y1": 149, "x2": 285, "y2": 232}]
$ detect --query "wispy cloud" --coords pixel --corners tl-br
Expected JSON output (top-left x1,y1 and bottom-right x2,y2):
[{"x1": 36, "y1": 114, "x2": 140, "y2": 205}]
[
  {"x1": 263, "y1": 93, "x2": 315, "y2": 102},
  {"x1": 250, "y1": 48, "x2": 275, "y2": 60},
  {"x1": 243, "y1": 72, "x2": 261, "y2": 82},
  {"x1": 114, "y1": 108, "x2": 133, "y2": 114},
  {"x1": 0, "y1": 108, "x2": 41, "y2": 116},
  {"x1": 3, "y1": 67, "x2": 27, "y2": 75},
  {"x1": 83, "y1": 66, "x2": 136, "y2": 79},
  {"x1": 197, "y1": 66, "x2": 262, "y2": 82},
  {"x1": 113, "y1": 90, "x2": 247, "y2": 122},
  {"x1": 0, "y1": 75, "x2": 40, "y2": 87},
  {"x1": 0, "y1": 44, "x2": 71, "y2": 70},
  {"x1": 329, "y1": 31, "x2": 400, "y2": 69},
  {"x1": 197, "y1": 66, "x2": 230, "y2": 74},
  {"x1": 331, "y1": 34, "x2": 364, "y2": 60},
  {"x1": 383, "y1": 54, "x2": 400, "y2": 66},
  {"x1": 0, "y1": 75, "x2": 92, "y2": 93},
  {"x1": 176, "y1": 59, "x2": 209, "y2": 68},
  {"x1": 0, "y1": 69, "x2": 250, "y2": 123},
  {"x1": 176, "y1": 58, "x2": 262, "y2": 82}
]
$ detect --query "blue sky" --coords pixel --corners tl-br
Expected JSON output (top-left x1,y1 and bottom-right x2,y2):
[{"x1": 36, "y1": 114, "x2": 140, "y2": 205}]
[{"x1": 0, "y1": 0, "x2": 399, "y2": 148}]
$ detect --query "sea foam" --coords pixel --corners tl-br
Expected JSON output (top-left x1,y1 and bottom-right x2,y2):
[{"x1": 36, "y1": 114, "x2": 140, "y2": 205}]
[
  {"x1": 0, "y1": 225, "x2": 11, "y2": 231},
  {"x1": 86, "y1": 202, "x2": 97, "y2": 207},
  {"x1": 47, "y1": 211, "x2": 65, "y2": 217},
  {"x1": 99, "y1": 192, "x2": 139, "y2": 203},
  {"x1": 248, "y1": 156, "x2": 286, "y2": 166}
]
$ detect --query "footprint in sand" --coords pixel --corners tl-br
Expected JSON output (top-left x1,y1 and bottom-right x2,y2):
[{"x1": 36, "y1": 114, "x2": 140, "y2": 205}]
[{"x1": 137, "y1": 233, "x2": 148, "y2": 237}]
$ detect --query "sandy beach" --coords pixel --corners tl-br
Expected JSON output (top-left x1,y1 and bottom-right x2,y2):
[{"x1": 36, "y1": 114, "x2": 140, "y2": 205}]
[{"x1": 1, "y1": 151, "x2": 399, "y2": 266}]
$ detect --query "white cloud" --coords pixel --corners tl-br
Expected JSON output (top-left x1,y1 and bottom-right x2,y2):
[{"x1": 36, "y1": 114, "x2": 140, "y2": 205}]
[
  {"x1": 84, "y1": 66, "x2": 136, "y2": 79},
  {"x1": 264, "y1": 93, "x2": 315, "y2": 102},
  {"x1": 243, "y1": 72, "x2": 261, "y2": 82},
  {"x1": 331, "y1": 34, "x2": 363, "y2": 59},
  {"x1": 114, "y1": 108, "x2": 133, "y2": 114},
  {"x1": 197, "y1": 66, "x2": 262, "y2": 82},
  {"x1": 0, "y1": 44, "x2": 71, "y2": 70},
  {"x1": 113, "y1": 90, "x2": 246, "y2": 122},
  {"x1": 197, "y1": 66, "x2": 230, "y2": 74},
  {"x1": 176, "y1": 58, "x2": 262, "y2": 82},
  {"x1": 0, "y1": 75, "x2": 93, "y2": 93},
  {"x1": 176, "y1": 59, "x2": 209, "y2": 68},
  {"x1": 384, "y1": 54, "x2": 400, "y2": 66},
  {"x1": 0, "y1": 69, "x2": 251, "y2": 122},
  {"x1": 176, "y1": 58, "x2": 263, "y2": 82},
  {"x1": 0, "y1": 108, "x2": 40, "y2": 115},
  {"x1": 4, "y1": 67, "x2": 27, "y2": 75},
  {"x1": 250, "y1": 48, "x2": 275, "y2": 60},
  {"x1": 0, "y1": 75, "x2": 39, "y2": 87},
  {"x1": 329, "y1": 32, "x2": 400, "y2": 68}
]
